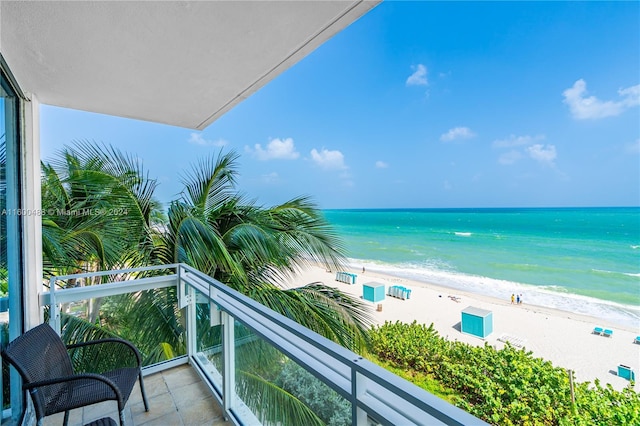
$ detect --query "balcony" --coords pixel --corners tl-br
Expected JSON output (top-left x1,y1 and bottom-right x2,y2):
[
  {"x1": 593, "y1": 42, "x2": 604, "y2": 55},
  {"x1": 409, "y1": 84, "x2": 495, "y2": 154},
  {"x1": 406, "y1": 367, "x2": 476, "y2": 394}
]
[
  {"x1": 43, "y1": 365, "x2": 230, "y2": 426},
  {"x1": 37, "y1": 264, "x2": 486, "y2": 426}
]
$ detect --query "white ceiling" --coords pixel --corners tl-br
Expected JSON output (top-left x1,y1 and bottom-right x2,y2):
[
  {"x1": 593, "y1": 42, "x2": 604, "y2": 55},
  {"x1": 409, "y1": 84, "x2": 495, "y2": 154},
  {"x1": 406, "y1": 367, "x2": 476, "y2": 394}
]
[{"x1": 0, "y1": 1, "x2": 379, "y2": 130}]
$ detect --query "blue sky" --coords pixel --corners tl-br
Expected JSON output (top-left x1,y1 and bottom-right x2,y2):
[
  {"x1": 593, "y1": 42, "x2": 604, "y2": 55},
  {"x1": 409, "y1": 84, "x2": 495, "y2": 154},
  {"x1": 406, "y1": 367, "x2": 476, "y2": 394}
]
[{"x1": 40, "y1": 2, "x2": 640, "y2": 210}]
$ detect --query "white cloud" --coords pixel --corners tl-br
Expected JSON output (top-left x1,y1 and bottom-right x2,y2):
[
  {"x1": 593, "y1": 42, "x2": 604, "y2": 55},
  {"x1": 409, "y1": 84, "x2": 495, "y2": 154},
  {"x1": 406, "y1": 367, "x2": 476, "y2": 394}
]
[
  {"x1": 526, "y1": 144, "x2": 557, "y2": 165},
  {"x1": 440, "y1": 127, "x2": 476, "y2": 142},
  {"x1": 261, "y1": 172, "x2": 279, "y2": 184},
  {"x1": 406, "y1": 64, "x2": 428, "y2": 86},
  {"x1": 248, "y1": 137, "x2": 299, "y2": 161},
  {"x1": 375, "y1": 161, "x2": 389, "y2": 169},
  {"x1": 310, "y1": 148, "x2": 347, "y2": 170},
  {"x1": 188, "y1": 133, "x2": 228, "y2": 147},
  {"x1": 498, "y1": 150, "x2": 524, "y2": 165},
  {"x1": 492, "y1": 134, "x2": 545, "y2": 148},
  {"x1": 562, "y1": 79, "x2": 640, "y2": 120},
  {"x1": 627, "y1": 139, "x2": 640, "y2": 154}
]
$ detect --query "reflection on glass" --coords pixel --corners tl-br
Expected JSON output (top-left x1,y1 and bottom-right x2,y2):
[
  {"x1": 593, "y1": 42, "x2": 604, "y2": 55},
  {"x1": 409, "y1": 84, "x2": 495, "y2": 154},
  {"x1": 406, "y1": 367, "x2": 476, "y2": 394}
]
[
  {"x1": 56, "y1": 287, "x2": 185, "y2": 367},
  {"x1": 193, "y1": 287, "x2": 223, "y2": 388},
  {"x1": 233, "y1": 321, "x2": 351, "y2": 426},
  {"x1": 0, "y1": 70, "x2": 16, "y2": 411}
]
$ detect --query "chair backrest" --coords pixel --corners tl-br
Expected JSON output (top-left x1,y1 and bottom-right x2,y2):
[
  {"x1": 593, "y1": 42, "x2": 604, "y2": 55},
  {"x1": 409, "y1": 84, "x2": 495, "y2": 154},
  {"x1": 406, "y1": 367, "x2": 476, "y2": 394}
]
[{"x1": 1, "y1": 323, "x2": 74, "y2": 420}]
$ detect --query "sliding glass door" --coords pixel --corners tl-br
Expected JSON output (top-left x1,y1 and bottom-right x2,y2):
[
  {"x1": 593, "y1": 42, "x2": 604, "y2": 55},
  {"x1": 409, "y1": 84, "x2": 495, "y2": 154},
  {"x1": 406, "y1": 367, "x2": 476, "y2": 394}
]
[{"x1": 0, "y1": 60, "x2": 24, "y2": 423}]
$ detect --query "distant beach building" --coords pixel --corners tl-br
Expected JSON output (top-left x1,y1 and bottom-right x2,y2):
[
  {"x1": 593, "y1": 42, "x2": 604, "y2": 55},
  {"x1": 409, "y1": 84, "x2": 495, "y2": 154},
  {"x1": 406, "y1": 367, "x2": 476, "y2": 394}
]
[
  {"x1": 335, "y1": 271, "x2": 357, "y2": 284},
  {"x1": 363, "y1": 282, "x2": 386, "y2": 303},
  {"x1": 461, "y1": 306, "x2": 493, "y2": 339}
]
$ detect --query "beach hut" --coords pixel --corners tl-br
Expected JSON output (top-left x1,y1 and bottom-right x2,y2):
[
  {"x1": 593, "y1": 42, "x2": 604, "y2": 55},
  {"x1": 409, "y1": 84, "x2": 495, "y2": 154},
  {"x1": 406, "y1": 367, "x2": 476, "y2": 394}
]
[
  {"x1": 363, "y1": 282, "x2": 385, "y2": 303},
  {"x1": 335, "y1": 271, "x2": 357, "y2": 285},
  {"x1": 388, "y1": 285, "x2": 412, "y2": 300},
  {"x1": 618, "y1": 365, "x2": 636, "y2": 381},
  {"x1": 461, "y1": 306, "x2": 493, "y2": 338}
]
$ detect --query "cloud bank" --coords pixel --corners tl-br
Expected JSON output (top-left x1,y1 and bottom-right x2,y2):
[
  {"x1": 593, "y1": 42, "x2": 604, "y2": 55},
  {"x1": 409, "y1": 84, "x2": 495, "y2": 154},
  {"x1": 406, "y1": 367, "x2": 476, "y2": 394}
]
[
  {"x1": 440, "y1": 127, "x2": 476, "y2": 142},
  {"x1": 247, "y1": 137, "x2": 300, "y2": 161},
  {"x1": 563, "y1": 79, "x2": 640, "y2": 120},
  {"x1": 310, "y1": 148, "x2": 347, "y2": 170},
  {"x1": 493, "y1": 134, "x2": 556, "y2": 166},
  {"x1": 188, "y1": 133, "x2": 228, "y2": 147},
  {"x1": 406, "y1": 64, "x2": 428, "y2": 86}
]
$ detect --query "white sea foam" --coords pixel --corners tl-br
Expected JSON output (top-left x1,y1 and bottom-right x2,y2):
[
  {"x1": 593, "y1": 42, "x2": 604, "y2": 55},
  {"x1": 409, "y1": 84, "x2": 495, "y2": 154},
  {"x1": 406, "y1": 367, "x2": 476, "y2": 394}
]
[
  {"x1": 593, "y1": 268, "x2": 640, "y2": 278},
  {"x1": 352, "y1": 258, "x2": 640, "y2": 329},
  {"x1": 454, "y1": 232, "x2": 472, "y2": 237}
]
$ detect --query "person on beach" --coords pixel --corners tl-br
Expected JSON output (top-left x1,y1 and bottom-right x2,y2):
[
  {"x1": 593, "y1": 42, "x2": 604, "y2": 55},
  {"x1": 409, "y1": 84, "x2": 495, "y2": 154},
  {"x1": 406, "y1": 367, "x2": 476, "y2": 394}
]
[
  {"x1": 511, "y1": 294, "x2": 515, "y2": 304},
  {"x1": 519, "y1": 294, "x2": 523, "y2": 304},
  {"x1": 516, "y1": 294, "x2": 520, "y2": 304},
  {"x1": 362, "y1": 266, "x2": 365, "y2": 274}
]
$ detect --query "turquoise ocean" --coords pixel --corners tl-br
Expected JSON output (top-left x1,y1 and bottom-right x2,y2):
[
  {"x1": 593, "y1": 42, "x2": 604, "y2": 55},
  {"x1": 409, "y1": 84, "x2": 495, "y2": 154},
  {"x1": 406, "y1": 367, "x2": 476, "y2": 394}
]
[{"x1": 322, "y1": 207, "x2": 640, "y2": 329}]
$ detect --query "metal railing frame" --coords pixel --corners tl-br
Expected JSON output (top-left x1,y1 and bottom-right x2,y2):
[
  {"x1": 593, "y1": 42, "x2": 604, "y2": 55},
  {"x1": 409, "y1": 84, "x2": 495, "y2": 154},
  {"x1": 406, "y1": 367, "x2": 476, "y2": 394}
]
[{"x1": 40, "y1": 263, "x2": 487, "y2": 426}]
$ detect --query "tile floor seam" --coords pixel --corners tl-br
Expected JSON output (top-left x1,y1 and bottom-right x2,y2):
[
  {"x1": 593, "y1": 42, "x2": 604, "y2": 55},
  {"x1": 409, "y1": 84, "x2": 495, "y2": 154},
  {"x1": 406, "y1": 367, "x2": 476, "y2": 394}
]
[{"x1": 164, "y1": 373, "x2": 186, "y2": 426}]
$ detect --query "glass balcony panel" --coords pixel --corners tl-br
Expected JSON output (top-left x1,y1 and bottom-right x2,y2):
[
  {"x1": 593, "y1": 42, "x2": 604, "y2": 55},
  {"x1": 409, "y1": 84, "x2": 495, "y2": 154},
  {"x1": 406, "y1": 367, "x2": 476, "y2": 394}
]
[
  {"x1": 57, "y1": 287, "x2": 186, "y2": 367},
  {"x1": 233, "y1": 321, "x2": 352, "y2": 426},
  {"x1": 191, "y1": 285, "x2": 223, "y2": 390}
]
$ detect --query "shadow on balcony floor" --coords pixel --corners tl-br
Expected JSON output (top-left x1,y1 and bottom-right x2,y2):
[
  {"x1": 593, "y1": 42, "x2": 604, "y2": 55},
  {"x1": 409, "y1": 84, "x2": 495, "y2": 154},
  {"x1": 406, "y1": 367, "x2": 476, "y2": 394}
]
[{"x1": 43, "y1": 364, "x2": 232, "y2": 426}]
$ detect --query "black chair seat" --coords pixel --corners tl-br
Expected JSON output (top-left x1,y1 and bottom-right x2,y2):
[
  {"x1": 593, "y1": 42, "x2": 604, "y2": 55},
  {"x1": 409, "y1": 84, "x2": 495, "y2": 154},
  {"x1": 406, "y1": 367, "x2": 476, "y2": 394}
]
[
  {"x1": 44, "y1": 367, "x2": 140, "y2": 416},
  {"x1": 1, "y1": 323, "x2": 149, "y2": 426},
  {"x1": 85, "y1": 417, "x2": 117, "y2": 426}
]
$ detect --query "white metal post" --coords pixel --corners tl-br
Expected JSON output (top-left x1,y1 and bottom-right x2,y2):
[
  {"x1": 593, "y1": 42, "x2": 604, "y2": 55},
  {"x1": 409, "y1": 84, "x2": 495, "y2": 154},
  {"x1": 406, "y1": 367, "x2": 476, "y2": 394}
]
[
  {"x1": 222, "y1": 311, "x2": 235, "y2": 413},
  {"x1": 21, "y1": 95, "x2": 43, "y2": 330},
  {"x1": 186, "y1": 285, "x2": 197, "y2": 357},
  {"x1": 352, "y1": 362, "x2": 368, "y2": 426}
]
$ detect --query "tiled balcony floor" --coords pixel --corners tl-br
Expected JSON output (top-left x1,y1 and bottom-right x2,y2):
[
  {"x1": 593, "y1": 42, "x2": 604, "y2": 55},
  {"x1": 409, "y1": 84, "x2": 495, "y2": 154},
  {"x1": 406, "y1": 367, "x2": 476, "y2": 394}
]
[{"x1": 43, "y1": 364, "x2": 232, "y2": 426}]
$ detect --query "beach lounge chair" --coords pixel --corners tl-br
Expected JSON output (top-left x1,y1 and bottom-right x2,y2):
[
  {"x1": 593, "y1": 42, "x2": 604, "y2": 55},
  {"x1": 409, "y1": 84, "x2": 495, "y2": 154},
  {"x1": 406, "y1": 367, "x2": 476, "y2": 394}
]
[
  {"x1": 592, "y1": 326, "x2": 603, "y2": 335},
  {"x1": 603, "y1": 329, "x2": 613, "y2": 337},
  {"x1": 635, "y1": 336, "x2": 640, "y2": 344}
]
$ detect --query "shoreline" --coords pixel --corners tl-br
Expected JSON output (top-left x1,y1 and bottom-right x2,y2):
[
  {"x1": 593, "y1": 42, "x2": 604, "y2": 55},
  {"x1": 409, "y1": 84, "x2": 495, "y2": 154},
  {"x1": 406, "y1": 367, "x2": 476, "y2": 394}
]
[
  {"x1": 356, "y1": 264, "x2": 638, "y2": 333},
  {"x1": 284, "y1": 264, "x2": 640, "y2": 391},
  {"x1": 354, "y1": 260, "x2": 640, "y2": 331}
]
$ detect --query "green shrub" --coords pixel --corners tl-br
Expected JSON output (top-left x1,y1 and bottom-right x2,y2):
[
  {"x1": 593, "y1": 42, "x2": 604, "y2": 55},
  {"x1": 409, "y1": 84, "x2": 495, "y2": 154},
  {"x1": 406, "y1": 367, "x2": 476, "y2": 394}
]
[
  {"x1": 276, "y1": 361, "x2": 351, "y2": 426},
  {"x1": 369, "y1": 321, "x2": 639, "y2": 425}
]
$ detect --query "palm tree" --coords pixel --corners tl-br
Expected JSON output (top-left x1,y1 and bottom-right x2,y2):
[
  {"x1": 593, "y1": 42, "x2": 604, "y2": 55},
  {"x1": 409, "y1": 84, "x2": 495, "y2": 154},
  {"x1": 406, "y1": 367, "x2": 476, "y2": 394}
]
[
  {"x1": 41, "y1": 140, "x2": 160, "y2": 277},
  {"x1": 42, "y1": 143, "x2": 372, "y2": 425},
  {"x1": 41, "y1": 140, "x2": 164, "y2": 330},
  {"x1": 153, "y1": 150, "x2": 372, "y2": 424},
  {"x1": 157, "y1": 150, "x2": 372, "y2": 352}
]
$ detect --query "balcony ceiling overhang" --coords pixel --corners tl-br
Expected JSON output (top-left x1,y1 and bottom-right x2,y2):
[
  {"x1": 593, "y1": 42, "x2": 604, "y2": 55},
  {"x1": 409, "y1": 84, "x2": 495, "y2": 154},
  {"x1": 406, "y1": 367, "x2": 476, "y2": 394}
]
[{"x1": 0, "y1": 1, "x2": 379, "y2": 130}]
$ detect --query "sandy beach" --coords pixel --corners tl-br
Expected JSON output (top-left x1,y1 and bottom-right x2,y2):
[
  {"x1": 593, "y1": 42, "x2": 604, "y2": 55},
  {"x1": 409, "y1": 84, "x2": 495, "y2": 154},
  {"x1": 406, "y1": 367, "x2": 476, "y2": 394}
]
[{"x1": 284, "y1": 265, "x2": 640, "y2": 392}]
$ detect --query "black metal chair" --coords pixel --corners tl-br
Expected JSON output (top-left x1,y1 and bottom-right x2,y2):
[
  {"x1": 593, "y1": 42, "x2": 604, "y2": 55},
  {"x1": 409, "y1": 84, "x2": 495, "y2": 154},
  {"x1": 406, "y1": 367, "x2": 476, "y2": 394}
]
[{"x1": 1, "y1": 323, "x2": 149, "y2": 426}]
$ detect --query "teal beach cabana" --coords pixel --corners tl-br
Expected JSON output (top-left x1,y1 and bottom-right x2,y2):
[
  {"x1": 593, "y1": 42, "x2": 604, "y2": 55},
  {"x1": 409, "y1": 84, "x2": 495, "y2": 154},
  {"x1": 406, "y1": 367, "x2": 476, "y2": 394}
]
[
  {"x1": 363, "y1": 282, "x2": 386, "y2": 303},
  {"x1": 461, "y1": 306, "x2": 493, "y2": 338},
  {"x1": 618, "y1": 365, "x2": 636, "y2": 381},
  {"x1": 388, "y1": 285, "x2": 411, "y2": 300},
  {"x1": 336, "y1": 271, "x2": 357, "y2": 284}
]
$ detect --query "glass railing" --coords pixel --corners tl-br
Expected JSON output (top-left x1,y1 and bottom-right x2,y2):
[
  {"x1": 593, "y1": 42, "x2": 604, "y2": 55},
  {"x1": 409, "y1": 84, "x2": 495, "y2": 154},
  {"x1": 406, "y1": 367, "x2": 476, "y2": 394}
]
[{"x1": 41, "y1": 264, "x2": 487, "y2": 426}]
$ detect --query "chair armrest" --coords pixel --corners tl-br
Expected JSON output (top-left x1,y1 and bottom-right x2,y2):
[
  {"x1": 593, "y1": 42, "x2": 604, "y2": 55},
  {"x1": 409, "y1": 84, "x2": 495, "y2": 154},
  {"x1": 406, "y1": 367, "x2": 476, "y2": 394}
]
[
  {"x1": 67, "y1": 338, "x2": 143, "y2": 368},
  {"x1": 24, "y1": 373, "x2": 124, "y2": 403}
]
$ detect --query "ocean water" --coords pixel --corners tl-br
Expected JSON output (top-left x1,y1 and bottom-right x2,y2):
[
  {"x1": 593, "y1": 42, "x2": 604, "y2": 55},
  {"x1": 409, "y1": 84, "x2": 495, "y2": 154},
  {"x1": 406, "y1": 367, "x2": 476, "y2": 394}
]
[{"x1": 322, "y1": 207, "x2": 640, "y2": 328}]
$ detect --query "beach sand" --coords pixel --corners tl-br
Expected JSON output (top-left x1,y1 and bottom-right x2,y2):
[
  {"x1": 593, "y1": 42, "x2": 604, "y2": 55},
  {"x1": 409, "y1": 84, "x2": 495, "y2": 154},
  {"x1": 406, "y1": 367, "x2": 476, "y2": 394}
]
[{"x1": 283, "y1": 265, "x2": 639, "y2": 392}]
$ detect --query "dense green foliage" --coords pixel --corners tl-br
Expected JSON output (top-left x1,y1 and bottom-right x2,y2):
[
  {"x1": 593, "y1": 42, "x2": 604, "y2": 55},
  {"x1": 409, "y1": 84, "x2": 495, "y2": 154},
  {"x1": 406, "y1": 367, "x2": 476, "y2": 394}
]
[
  {"x1": 276, "y1": 361, "x2": 351, "y2": 426},
  {"x1": 369, "y1": 321, "x2": 640, "y2": 425}
]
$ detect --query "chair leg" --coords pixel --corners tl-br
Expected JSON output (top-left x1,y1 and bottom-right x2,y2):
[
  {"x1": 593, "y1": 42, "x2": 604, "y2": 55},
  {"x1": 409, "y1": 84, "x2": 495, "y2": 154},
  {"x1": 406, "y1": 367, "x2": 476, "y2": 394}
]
[
  {"x1": 138, "y1": 372, "x2": 149, "y2": 412},
  {"x1": 63, "y1": 410, "x2": 70, "y2": 426}
]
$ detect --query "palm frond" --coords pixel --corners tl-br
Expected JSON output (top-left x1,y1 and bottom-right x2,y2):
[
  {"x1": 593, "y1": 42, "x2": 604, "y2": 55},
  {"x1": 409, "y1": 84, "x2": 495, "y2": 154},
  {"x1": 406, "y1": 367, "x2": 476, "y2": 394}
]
[
  {"x1": 236, "y1": 370, "x2": 325, "y2": 426},
  {"x1": 246, "y1": 282, "x2": 372, "y2": 352}
]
